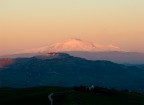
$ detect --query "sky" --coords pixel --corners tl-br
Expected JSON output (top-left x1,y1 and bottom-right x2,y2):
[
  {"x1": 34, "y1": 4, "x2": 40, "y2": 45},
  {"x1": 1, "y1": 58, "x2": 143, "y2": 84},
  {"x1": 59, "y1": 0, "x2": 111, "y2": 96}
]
[{"x1": 0, "y1": 0, "x2": 144, "y2": 55}]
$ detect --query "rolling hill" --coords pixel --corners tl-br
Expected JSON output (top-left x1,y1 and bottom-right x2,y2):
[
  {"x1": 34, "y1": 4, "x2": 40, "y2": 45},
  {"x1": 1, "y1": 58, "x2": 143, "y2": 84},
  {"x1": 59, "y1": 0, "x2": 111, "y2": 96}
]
[{"x1": 0, "y1": 53, "x2": 144, "y2": 92}]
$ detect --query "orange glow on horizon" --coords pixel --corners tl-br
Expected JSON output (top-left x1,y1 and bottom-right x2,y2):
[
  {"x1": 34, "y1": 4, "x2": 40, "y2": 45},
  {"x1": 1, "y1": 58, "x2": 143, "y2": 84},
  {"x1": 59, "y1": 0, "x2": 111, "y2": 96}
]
[{"x1": 0, "y1": 0, "x2": 144, "y2": 55}]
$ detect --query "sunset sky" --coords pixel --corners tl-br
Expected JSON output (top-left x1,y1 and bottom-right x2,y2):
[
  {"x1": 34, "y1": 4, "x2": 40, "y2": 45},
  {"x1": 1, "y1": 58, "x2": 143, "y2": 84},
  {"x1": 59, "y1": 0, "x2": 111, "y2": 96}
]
[{"x1": 0, "y1": 0, "x2": 144, "y2": 55}]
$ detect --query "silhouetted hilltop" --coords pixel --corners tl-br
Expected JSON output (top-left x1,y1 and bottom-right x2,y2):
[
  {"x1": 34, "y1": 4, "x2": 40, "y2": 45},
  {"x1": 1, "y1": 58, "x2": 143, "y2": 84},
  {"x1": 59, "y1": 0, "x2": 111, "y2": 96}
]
[{"x1": 0, "y1": 53, "x2": 144, "y2": 92}]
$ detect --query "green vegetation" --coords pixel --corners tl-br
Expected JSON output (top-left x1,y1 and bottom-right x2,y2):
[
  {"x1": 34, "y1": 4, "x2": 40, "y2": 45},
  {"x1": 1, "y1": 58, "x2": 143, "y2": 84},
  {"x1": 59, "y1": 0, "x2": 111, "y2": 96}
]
[
  {"x1": 0, "y1": 86, "x2": 144, "y2": 105},
  {"x1": 57, "y1": 91, "x2": 144, "y2": 105},
  {"x1": 0, "y1": 86, "x2": 72, "y2": 105},
  {"x1": 54, "y1": 86, "x2": 144, "y2": 105}
]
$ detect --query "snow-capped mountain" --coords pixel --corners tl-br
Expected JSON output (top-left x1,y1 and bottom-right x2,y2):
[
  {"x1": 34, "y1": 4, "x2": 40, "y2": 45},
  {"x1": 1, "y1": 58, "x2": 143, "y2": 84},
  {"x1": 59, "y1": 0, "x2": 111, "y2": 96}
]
[
  {"x1": 2, "y1": 38, "x2": 144, "y2": 64},
  {"x1": 17, "y1": 38, "x2": 123, "y2": 54}
]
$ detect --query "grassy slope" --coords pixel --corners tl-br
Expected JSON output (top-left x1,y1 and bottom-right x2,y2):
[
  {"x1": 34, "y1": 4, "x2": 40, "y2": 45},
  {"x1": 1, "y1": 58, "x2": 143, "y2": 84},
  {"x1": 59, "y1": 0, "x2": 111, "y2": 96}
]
[
  {"x1": 55, "y1": 88, "x2": 144, "y2": 105},
  {"x1": 0, "y1": 86, "x2": 144, "y2": 105},
  {"x1": 54, "y1": 90, "x2": 144, "y2": 105},
  {"x1": 0, "y1": 86, "x2": 72, "y2": 105}
]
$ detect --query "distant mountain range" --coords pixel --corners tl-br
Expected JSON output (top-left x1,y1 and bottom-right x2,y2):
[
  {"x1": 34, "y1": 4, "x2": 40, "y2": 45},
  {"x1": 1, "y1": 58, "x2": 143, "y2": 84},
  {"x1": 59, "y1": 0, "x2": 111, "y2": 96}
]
[
  {"x1": 1, "y1": 39, "x2": 144, "y2": 64},
  {"x1": 68, "y1": 51, "x2": 144, "y2": 64},
  {"x1": 0, "y1": 53, "x2": 144, "y2": 91}
]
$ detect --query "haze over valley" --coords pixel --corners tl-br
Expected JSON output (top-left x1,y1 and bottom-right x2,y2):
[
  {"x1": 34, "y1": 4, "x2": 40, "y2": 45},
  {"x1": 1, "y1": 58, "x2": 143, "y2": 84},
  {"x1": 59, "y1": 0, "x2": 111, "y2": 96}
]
[{"x1": 1, "y1": 38, "x2": 144, "y2": 64}]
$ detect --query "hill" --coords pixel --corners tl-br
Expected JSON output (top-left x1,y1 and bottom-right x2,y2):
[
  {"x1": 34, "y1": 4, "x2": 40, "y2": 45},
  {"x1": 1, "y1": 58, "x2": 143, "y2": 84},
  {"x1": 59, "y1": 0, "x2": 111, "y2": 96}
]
[
  {"x1": 0, "y1": 86, "x2": 144, "y2": 105},
  {"x1": 0, "y1": 53, "x2": 144, "y2": 91}
]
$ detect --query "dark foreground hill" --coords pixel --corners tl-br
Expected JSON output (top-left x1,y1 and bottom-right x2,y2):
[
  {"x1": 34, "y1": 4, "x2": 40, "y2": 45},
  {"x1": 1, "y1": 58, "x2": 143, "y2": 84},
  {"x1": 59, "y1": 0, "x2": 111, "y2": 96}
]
[
  {"x1": 0, "y1": 86, "x2": 144, "y2": 105},
  {"x1": 0, "y1": 53, "x2": 144, "y2": 91}
]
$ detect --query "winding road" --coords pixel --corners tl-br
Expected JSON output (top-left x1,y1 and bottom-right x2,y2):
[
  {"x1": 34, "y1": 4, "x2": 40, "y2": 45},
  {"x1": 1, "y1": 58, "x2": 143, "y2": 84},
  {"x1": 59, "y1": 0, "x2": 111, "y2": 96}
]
[
  {"x1": 48, "y1": 93, "x2": 54, "y2": 105},
  {"x1": 48, "y1": 90, "x2": 74, "y2": 105}
]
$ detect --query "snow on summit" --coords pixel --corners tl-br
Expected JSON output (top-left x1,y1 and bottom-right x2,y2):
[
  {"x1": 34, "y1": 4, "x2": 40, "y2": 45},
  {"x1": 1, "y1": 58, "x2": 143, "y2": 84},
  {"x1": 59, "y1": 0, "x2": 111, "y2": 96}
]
[
  {"x1": 16, "y1": 38, "x2": 124, "y2": 54},
  {"x1": 47, "y1": 38, "x2": 97, "y2": 52}
]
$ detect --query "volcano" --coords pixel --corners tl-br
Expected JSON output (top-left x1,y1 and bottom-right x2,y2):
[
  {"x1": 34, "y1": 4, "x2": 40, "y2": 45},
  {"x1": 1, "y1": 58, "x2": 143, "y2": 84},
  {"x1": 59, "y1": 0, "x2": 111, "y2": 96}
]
[
  {"x1": 18, "y1": 38, "x2": 123, "y2": 53},
  {"x1": 2, "y1": 39, "x2": 144, "y2": 64}
]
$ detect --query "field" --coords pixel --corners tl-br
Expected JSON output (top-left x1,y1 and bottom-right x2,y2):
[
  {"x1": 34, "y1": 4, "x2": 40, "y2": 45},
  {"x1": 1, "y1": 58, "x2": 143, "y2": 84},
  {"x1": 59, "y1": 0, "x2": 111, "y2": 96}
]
[
  {"x1": 0, "y1": 86, "x2": 144, "y2": 105},
  {"x1": 0, "y1": 86, "x2": 71, "y2": 105}
]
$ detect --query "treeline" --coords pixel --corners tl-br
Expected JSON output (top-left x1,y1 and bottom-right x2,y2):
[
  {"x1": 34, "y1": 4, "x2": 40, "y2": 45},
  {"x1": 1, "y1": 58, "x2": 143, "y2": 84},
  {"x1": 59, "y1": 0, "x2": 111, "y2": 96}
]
[{"x1": 73, "y1": 85, "x2": 142, "y2": 96}]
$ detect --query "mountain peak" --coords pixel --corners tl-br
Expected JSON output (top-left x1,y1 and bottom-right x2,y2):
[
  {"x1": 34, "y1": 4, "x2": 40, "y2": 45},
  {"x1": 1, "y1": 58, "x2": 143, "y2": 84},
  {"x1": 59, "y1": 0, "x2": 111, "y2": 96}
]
[
  {"x1": 47, "y1": 38, "x2": 97, "y2": 52},
  {"x1": 65, "y1": 38, "x2": 82, "y2": 41},
  {"x1": 60, "y1": 38, "x2": 86, "y2": 45},
  {"x1": 15, "y1": 38, "x2": 124, "y2": 54}
]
